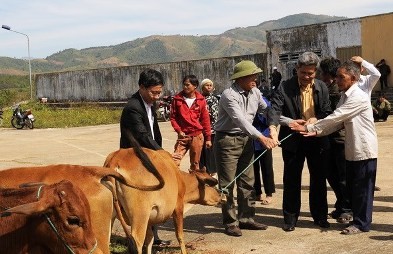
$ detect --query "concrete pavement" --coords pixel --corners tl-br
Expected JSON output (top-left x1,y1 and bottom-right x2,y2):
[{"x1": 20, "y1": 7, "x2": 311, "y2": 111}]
[{"x1": 1, "y1": 121, "x2": 392, "y2": 253}]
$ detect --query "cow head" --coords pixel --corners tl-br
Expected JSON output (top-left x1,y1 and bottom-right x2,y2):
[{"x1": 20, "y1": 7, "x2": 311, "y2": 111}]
[
  {"x1": 2, "y1": 180, "x2": 102, "y2": 254},
  {"x1": 191, "y1": 167, "x2": 218, "y2": 187},
  {"x1": 189, "y1": 167, "x2": 222, "y2": 206}
]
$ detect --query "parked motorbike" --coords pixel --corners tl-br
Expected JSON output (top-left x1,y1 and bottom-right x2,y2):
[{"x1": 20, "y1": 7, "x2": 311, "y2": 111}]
[
  {"x1": 11, "y1": 104, "x2": 35, "y2": 129},
  {"x1": 156, "y1": 95, "x2": 172, "y2": 122},
  {"x1": 0, "y1": 109, "x2": 3, "y2": 126}
]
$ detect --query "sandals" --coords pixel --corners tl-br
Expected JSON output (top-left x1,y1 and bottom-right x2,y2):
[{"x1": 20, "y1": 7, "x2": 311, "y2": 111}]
[
  {"x1": 341, "y1": 225, "x2": 363, "y2": 235},
  {"x1": 261, "y1": 195, "x2": 273, "y2": 205}
]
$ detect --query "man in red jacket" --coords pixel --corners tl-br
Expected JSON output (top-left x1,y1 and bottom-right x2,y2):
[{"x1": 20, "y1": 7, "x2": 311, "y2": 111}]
[{"x1": 170, "y1": 74, "x2": 212, "y2": 171}]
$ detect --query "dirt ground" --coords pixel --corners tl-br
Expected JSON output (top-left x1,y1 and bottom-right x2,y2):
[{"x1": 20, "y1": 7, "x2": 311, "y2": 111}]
[{"x1": 0, "y1": 120, "x2": 392, "y2": 254}]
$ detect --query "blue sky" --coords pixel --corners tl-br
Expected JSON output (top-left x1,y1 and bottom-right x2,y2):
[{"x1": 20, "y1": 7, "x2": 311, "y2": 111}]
[{"x1": 1, "y1": 0, "x2": 392, "y2": 59}]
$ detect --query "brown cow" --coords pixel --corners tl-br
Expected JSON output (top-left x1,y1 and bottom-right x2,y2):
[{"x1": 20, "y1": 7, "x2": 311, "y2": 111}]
[
  {"x1": 104, "y1": 148, "x2": 222, "y2": 254},
  {"x1": 0, "y1": 180, "x2": 103, "y2": 254},
  {"x1": 0, "y1": 164, "x2": 159, "y2": 254}
]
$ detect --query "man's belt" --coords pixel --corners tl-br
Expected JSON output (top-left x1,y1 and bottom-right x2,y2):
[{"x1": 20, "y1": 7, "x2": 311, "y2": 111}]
[{"x1": 216, "y1": 131, "x2": 247, "y2": 137}]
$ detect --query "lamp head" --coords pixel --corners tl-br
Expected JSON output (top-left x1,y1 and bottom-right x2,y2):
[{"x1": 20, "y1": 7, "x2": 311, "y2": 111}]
[{"x1": 2, "y1": 25, "x2": 11, "y2": 30}]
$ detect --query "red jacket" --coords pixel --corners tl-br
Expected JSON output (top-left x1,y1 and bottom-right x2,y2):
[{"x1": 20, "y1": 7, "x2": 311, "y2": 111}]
[{"x1": 170, "y1": 91, "x2": 212, "y2": 141}]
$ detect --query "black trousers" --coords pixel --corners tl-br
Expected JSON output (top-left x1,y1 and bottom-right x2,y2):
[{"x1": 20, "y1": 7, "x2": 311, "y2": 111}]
[
  {"x1": 380, "y1": 75, "x2": 388, "y2": 89},
  {"x1": 282, "y1": 146, "x2": 328, "y2": 225},
  {"x1": 253, "y1": 149, "x2": 275, "y2": 196},
  {"x1": 326, "y1": 141, "x2": 351, "y2": 214},
  {"x1": 346, "y1": 159, "x2": 377, "y2": 231},
  {"x1": 200, "y1": 134, "x2": 216, "y2": 174}
]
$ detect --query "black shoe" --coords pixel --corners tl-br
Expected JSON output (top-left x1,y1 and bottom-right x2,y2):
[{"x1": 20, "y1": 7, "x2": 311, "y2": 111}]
[
  {"x1": 225, "y1": 225, "x2": 242, "y2": 237},
  {"x1": 328, "y1": 210, "x2": 341, "y2": 219},
  {"x1": 153, "y1": 239, "x2": 171, "y2": 247},
  {"x1": 314, "y1": 220, "x2": 330, "y2": 228},
  {"x1": 282, "y1": 224, "x2": 295, "y2": 232},
  {"x1": 374, "y1": 186, "x2": 381, "y2": 191},
  {"x1": 239, "y1": 221, "x2": 268, "y2": 230}
]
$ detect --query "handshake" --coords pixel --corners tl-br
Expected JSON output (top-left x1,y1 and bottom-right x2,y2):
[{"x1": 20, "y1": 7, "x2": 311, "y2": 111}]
[{"x1": 289, "y1": 117, "x2": 318, "y2": 137}]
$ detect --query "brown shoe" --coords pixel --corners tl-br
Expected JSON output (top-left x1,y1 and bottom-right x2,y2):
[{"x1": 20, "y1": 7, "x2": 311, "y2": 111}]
[
  {"x1": 239, "y1": 221, "x2": 268, "y2": 230},
  {"x1": 225, "y1": 225, "x2": 242, "y2": 237}
]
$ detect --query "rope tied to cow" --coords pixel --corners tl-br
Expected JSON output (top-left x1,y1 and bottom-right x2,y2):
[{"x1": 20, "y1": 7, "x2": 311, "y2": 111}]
[
  {"x1": 218, "y1": 133, "x2": 294, "y2": 200},
  {"x1": 35, "y1": 185, "x2": 99, "y2": 254}
]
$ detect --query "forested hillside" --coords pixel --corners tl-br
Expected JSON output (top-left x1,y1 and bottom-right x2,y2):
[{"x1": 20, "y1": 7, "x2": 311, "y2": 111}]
[{"x1": 0, "y1": 13, "x2": 345, "y2": 75}]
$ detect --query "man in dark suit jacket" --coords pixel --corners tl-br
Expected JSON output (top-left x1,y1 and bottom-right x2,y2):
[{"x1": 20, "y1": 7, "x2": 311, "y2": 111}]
[
  {"x1": 120, "y1": 68, "x2": 170, "y2": 246},
  {"x1": 269, "y1": 52, "x2": 332, "y2": 232}
]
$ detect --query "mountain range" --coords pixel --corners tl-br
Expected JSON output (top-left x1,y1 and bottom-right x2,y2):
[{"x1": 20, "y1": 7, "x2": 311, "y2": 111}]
[{"x1": 0, "y1": 13, "x2": 346, "y2": 75}]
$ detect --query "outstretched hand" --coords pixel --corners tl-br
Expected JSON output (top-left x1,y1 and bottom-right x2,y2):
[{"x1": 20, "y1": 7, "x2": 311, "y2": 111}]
[
  {"x1": 258, "y1": 135, "x2": 278, "y2": 150},
  {"x1": 289, "y1": 120, "x2": 318, "y2": 137},
  {"x1": 288, "y1": 119, "x2": 306, "y2": 132}
]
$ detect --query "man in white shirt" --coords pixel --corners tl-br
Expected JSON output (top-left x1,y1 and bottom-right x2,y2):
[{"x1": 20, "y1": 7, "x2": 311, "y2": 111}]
[
  {"x1": 290, "y1": 60, "x2": 378, "y2": 235},
  {"x1": 351, "y1": 56, "x2": 381, "y2": 98}
]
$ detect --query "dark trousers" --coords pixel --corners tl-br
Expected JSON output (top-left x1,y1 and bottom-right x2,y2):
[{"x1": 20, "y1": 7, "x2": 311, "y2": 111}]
[
  {"x1": 282, "y1": 146, "x2": 328, "y2": 225},
  {"x1": 200, "y1": 134, "x2": 216, "y2": 174},
  {"x1": 380, "y1": 75, "x2": 388, "y2": 90},
  {"x1": 373, "y1": 110, "x2": 389, "y2": 121},
  {"x1": 326, "y1": 141, "x2": 351, "y2": 214},
  {"x1": 214, "y1": 133, "x2": 256, "y2": 226},
  {"x1": 346, "y1": 159, "x2": 377, "y2": 231},
  {"x1": 253, "y1": 149, "x2": 275, "y2": 196}
]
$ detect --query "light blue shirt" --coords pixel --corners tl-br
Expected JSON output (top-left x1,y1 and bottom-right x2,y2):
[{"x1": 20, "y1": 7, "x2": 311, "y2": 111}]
[
  {"x1": 215, "y1": 83, "x2": 267, "y2": 139},
  {"x1": 307, "y1": 84, "x2": 377, "y2": 161}
]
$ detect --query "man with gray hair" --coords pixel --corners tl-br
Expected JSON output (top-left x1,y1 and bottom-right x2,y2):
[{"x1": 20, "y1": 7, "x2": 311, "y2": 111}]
[
  {"x1": 291, "y1": 60, "x2": 378, "y2": 235},
  {"x1": 269, "y1": 51, "x2": 332, "y2": 232}
]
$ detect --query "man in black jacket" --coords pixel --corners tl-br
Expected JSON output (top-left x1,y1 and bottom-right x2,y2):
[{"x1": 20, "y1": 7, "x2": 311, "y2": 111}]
[
  {"x1": 120, "y1": 68, "x2": 170, "y2": 246},
  {"x1": 269, "y1": 52, "x2": 332, "y2": 232}
]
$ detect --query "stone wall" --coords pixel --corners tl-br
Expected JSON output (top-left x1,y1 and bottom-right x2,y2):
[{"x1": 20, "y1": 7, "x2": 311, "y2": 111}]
[{"x1": 36, "y1": 54, "x2": 267, "y2": 102}]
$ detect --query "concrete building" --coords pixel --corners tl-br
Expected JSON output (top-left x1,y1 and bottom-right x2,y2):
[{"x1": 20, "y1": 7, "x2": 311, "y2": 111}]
[{"x1": 266, "y1": 12, "x2": 393, "y2": 91}]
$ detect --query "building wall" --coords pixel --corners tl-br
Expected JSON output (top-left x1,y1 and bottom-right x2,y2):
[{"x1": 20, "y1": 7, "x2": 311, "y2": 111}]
[
  {"x1": 267, "y1": 24, "x2": 328, "y2": 80},
  {"x1": 267, "y1": 19, "x2": 361, "y2": 81},
  {"x1": 361, "y1": 12, "x2": 393, "y2": 89},
  {"x1": 36, "y1": 54, "x2": 267, "y2": 102},
  {"x1": 326, "y1": 19, "x2": 361, "y2": 57}
]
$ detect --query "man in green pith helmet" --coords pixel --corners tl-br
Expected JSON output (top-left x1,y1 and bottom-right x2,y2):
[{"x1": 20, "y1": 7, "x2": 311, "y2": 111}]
[{"x1": 214, "y1": 60, "x2": 279, "y2": 237}]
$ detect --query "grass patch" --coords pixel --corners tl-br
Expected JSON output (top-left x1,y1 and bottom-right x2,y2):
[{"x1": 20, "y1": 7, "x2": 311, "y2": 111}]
[{"x1": 0, "y1": 101, "x2": 122, "y2": 128}]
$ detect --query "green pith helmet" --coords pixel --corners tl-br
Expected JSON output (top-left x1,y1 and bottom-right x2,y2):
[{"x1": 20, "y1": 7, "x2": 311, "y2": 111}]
[{"x1": 230, "y1": 60, "x2": 262, "y2": 80}]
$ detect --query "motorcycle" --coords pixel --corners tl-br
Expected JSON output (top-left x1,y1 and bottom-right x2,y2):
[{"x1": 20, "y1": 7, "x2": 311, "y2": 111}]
[
  {"x1": 0, "y1": 109, "x2": 3, "y2": 126},
  {"x1": 11, "y1": 104, "x2": 35, "y2": 129},
  {"x1": 156, "y1": 95, "x2": 172, "y2": 122}
]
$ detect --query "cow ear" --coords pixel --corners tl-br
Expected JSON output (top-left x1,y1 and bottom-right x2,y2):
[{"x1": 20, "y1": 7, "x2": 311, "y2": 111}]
[
  {"x1": 59, "y1": 190, "x2": 67, "y2": 204},
  {"x1": 194, "y1": 171, "x2": 218, "y2": 187},
  {"x1": 1, "y1": 200, "x2": 52, "y2": 217}
]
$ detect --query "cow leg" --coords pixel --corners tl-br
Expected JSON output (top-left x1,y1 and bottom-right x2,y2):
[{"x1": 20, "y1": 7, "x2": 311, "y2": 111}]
[
  {"x1": 90, "y1": 189, "x2": 113, "y2": 254},
  {"x1": 142, "y1": 226, "x2": 154, "y2": 254},
  {"x1": 172, "y1": 204, "x2": 187, "y2": 254}
]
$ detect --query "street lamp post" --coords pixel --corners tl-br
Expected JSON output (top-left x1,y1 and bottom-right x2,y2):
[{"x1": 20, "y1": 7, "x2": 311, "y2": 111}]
[{"x1": 2, "y1": 25, "x2": 33, "y2": 100}]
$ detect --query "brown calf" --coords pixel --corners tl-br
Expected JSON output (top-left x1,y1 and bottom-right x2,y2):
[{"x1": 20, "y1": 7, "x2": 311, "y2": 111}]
[
  {"x1": 0, "y1": 180, "x2": 103, "y2": 254},
  {"x1": 104, "y1": 148, "x2": 222, "y2": 254},
  {"x1": 0, "y1": 164, "x2": 151, "y2": 254}
]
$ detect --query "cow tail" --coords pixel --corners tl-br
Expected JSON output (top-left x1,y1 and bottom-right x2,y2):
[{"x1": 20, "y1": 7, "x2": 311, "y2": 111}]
[
  {"x1": 96, "y1": 165, "x2": 161, "y2": 191},
  {"x1": 124, "y1": 129, "x2": 165, "y2": 190}
]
